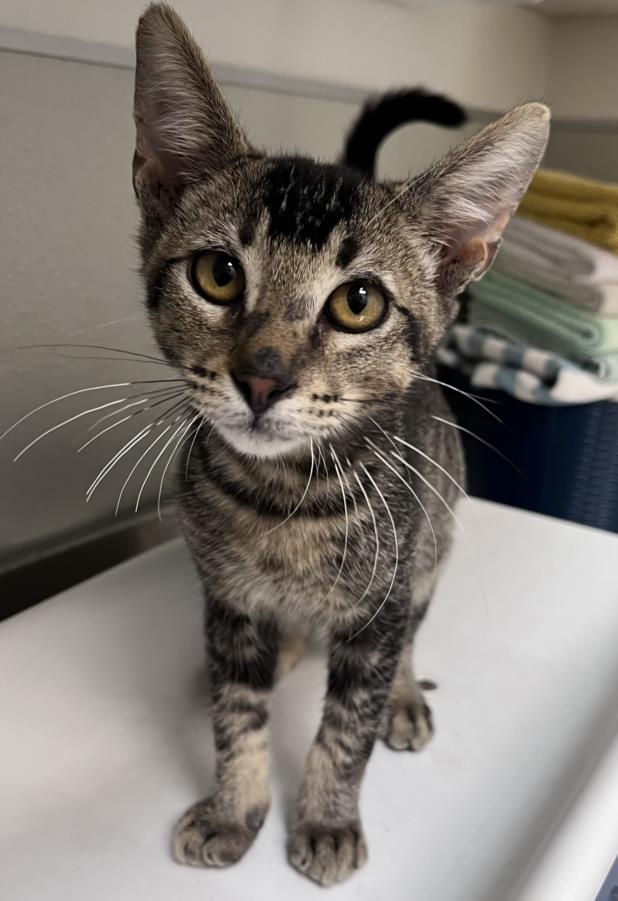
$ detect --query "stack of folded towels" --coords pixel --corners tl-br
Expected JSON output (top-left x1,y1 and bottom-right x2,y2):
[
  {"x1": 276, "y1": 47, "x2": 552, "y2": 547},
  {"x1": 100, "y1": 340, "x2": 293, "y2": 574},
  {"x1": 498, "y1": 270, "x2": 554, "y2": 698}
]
[{"x1": 438, "y1": 168, "x2": 618, "y2": 405}]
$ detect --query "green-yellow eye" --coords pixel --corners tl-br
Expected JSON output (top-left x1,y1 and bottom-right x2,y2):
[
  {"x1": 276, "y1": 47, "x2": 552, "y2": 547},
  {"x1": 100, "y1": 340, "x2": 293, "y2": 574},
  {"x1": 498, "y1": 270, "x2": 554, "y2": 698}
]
[
  {"x1": 325, "y1": 282, "x2": 387, "y2": 333},
  {"x1": 191, "y1": 251, "x2": 245, "y2": 304}
]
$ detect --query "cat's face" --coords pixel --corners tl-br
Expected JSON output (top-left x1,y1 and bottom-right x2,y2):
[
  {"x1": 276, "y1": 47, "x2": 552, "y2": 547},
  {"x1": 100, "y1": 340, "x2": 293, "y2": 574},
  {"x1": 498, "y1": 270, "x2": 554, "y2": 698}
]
[
  {"x1": 145, "y1": 156, "x2": 445, "y2": 458},
  {"x1": 134, "y1": 5, "x2": 549, "y2": 460}
]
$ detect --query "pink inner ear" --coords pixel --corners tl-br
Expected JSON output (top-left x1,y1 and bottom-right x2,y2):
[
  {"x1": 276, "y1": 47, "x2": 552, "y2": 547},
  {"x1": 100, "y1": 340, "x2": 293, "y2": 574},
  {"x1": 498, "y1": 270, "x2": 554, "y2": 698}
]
[{"x1": 453, "y1": 236, "x2": 488, "y2": 270}]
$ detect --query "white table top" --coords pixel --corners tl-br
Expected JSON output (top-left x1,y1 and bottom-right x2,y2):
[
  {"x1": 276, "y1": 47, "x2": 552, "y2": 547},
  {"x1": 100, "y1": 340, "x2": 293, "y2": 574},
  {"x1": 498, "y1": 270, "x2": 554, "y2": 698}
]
[{"x1": 2, "y1": 499, "x2": 617, "y2": 901}]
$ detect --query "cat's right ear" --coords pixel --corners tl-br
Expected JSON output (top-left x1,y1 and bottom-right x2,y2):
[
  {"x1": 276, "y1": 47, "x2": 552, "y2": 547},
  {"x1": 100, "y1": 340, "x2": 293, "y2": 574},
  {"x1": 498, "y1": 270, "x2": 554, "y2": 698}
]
[{"x1": 133, "y1": 3, "x2": 249, "y2": 225}]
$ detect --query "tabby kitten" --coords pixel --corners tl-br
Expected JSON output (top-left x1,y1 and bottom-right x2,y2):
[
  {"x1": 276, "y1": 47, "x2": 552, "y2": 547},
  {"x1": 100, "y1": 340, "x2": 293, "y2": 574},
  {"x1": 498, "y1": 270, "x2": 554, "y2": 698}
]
[{"x1": 133, "y1": 4, "x2": 549, "y2": 886}]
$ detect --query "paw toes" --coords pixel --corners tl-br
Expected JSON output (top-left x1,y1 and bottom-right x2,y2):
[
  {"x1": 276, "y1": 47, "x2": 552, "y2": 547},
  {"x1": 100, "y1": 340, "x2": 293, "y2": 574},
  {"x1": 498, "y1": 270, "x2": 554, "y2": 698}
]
[
  {"x1": 288, "y1": 824, "x2": 367, "y2": 886},
  {"x1": 384, "y1": 700, "x2": 434, "y2": 752},
  {"x1": 172, "y1": 799, "x2": 261, "y2": 869}
]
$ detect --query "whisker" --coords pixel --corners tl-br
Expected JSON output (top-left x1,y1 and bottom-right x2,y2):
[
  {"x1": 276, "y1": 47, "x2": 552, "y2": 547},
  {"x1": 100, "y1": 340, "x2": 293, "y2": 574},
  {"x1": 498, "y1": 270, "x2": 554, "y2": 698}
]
[
  {"x1": 1, "y1": 379, "x2": 186, "y2": 444},
  {"x1": 431, "y1": 415, "x2": 521, "y2": 473},
  {"x1": 13, "y1": 397, "x2": 131, "y2": 461},
  {"x1": 322, "y1": 447, "x2": 350, "y2": 603},
  {"x1": 367, "y1": 438, "x2": 438, "y2": 572},
  {"x1": 86, "y1": 397, "x2": 153, "y2": 433},
  {"x1": 113, "y1": 425, "x2": 173, "y2": 515},
  {"x1": 262, "y1": 437, "x2": 315, "y2": 536},
  {"x1": 352, "y1": 470, "x2": 380, "y2": 608},
  {"x1": 387, "y1": 446, "x2": 487, "y2": 614},
  {"x1": 68, "y1": 316, "x2": 142, "y2": 338},
  {"x1": 77, "y1": 413, "x2": 136, "y2": 453},
  {"x1": 335, "y1": 449, "x2": 359, "y2": 517},
  {"x1": 389, "y1": 433, "x2": 470, "y2": 503},
  {"x1": 413, "y1": 372, "x2": 503, "y2": 423},
  {"x1": 17, "y1": 343, "x2": 170, "y2": 366},
  {"x1": 349, "y1": 463, "x2": 399, "y2": 640},
  {"x1": 57, "y1": 354, "x2": 172, "y2": 367},
  {"x1": 135, "y1": 419, "x2": 191, "y2": 514},
  {"x1": 315, "y1": 441, "x2": 330, "y2": 510},
  {"x1": 365, "y1": 178, "x2": 415, "y2": 228},
  {"x1": 157, "y1": 415, "x2": 202, "y2": 520},
  {"x1": 1, "y1": 383, "x2": 132, "y2": 441},
  {"x1": 86, "y1": 424, "x2": 154, "y2": 501},
  {"x1": 185, "y1": 419, "x2": 208, "y2": 480},
  {"x1": 86, "y1": 387, "x2": 183, "y2": 433}
]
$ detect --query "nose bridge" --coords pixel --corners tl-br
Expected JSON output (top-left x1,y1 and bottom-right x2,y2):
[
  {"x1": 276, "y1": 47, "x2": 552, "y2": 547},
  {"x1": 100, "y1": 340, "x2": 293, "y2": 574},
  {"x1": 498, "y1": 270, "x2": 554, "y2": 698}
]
[{"x1": 236, "y1": 317, "x2": 300, "y2": 376}]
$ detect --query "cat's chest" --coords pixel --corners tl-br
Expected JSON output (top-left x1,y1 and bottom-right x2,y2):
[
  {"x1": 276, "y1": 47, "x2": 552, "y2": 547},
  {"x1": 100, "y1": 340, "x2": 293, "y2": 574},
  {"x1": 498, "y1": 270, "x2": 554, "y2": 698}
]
[{"x1": 181, "y1": 484, "x2": 391, "y2": 626}]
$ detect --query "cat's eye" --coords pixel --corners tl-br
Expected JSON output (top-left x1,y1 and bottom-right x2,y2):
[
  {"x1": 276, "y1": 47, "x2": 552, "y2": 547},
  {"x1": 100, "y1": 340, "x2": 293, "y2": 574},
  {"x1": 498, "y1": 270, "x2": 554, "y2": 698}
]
[
  {"x1": 191, "y1": 251, "x2": 245, "y2": 304},
  {"x1": 325, "y1": 282, "x2": 387, "y2": 333}
]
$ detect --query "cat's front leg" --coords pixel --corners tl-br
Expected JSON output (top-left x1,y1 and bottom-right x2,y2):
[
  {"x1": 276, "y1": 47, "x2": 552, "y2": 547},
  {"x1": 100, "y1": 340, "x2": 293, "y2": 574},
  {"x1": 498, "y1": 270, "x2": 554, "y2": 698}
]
[
  {"x1": 173, "y1": 595, "x2": 280, "y2": 868},
  {"x1": 288, "y1": 606, "x2": 406, "y2": 886}
]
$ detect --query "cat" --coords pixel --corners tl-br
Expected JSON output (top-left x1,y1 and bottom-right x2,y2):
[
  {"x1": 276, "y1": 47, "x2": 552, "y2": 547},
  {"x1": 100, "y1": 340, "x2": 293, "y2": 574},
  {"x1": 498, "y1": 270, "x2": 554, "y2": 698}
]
[{"x1": 132, "y1": 3, "x2": 549, "y2": 886}]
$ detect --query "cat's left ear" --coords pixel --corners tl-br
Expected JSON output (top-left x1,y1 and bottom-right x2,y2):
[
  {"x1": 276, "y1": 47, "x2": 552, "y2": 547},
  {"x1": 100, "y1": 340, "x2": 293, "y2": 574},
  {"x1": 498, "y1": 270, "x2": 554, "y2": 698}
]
[
  {"x1": 133, "y1": 3, "x2": 250, "y2": 224},
  {"x1": 407, "y1": 103, "x2": 550, "y2": 296}
]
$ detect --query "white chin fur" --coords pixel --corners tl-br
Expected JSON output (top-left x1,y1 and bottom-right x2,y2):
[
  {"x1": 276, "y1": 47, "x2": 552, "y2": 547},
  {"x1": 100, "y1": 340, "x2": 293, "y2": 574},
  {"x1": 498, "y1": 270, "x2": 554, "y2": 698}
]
[{"x1": 218, "y1": 424, "x2": 305, "y2": 459}]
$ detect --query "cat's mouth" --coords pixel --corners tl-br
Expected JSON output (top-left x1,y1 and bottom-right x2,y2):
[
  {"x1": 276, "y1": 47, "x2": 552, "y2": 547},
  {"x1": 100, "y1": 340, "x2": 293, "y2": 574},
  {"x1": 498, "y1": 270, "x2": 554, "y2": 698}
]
[{"x1": 217, "y1": 420, "x2": 306, "y2": 459}]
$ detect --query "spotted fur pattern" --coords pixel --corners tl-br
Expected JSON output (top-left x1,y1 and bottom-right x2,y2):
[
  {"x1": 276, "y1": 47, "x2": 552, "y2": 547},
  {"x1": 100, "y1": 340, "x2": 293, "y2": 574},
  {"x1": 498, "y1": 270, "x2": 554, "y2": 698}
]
[{"x1": 133, "y1": 4, "x2": 550, "y2": 886}]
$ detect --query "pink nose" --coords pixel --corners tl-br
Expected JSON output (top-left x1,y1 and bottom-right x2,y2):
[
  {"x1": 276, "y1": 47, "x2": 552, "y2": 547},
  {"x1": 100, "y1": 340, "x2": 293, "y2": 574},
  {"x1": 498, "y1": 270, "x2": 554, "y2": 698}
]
[{"x1": 231, "y1": 370, "x2": 294, "y2": 414}]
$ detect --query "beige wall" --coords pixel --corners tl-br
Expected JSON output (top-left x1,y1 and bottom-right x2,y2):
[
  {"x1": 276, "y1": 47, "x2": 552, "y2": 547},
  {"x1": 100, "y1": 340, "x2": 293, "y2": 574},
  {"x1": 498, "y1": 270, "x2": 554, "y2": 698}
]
[
  {"x1": 0, "y1": 0, "x2": 551, "y2": 110},
  {"x1": 547, "y1": 15, "x2": 618, "y2": 119}
]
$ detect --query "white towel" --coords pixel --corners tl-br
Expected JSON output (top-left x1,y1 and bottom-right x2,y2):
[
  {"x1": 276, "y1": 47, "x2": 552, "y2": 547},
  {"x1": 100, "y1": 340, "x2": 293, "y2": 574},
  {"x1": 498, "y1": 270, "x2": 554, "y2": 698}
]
[
  {"x1": 437, "y1": 324, "x2": 618, "y2": 406},
  {"x1": 496, "y1": 217, "x2": 618, "y2": 314}
]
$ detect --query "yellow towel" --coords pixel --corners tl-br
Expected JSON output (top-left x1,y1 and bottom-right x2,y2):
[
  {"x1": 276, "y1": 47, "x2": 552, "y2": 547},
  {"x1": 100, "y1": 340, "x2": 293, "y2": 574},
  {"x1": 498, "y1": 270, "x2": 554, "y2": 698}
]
[{"x1": 518, "y1": 169, "x2": 618, "y2": 253}]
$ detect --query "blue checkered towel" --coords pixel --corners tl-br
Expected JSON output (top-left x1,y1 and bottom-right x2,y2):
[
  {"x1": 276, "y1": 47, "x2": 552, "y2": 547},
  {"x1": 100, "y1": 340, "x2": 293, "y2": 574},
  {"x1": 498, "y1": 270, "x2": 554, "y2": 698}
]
[{"x1": 437, "y1": 324, "x2": 618, "y2": 405}]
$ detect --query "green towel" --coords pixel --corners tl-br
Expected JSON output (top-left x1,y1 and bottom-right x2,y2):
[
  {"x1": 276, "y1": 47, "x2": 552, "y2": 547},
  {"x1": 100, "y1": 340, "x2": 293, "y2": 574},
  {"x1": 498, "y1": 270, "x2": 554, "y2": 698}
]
[{"x1": 468, "y1": 269, "x2": 618, "y2": 378}]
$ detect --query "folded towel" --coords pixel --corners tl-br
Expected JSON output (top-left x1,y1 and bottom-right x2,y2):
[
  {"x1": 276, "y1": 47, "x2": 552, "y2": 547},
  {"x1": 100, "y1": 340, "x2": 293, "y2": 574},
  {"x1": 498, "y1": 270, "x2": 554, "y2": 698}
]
[
  {"x1": 437, "y1": 324, "x2": 618, "y2": 405},
  {"x1": 495, "y1": 217, "x2": 618, "y2": 315},
  {"x1": 468, "y1": 269, "x2": 618, "y2": 380},
  {"x1": 519, "y1": 169, "x2": 618, "y2": 252}
]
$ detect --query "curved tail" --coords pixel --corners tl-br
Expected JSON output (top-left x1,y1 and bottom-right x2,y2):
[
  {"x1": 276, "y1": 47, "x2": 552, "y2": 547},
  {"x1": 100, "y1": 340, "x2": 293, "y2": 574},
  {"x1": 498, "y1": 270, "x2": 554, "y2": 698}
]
[{"x1": 342, "y1": 88, "x2": 467, "y2": 179}]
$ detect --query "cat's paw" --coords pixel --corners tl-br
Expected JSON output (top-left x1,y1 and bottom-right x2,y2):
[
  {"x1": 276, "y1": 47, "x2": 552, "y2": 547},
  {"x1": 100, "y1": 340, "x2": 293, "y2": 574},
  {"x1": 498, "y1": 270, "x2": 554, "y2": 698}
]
[
  {"x1": 287, "y1": 822, "x2": 368, "y2": 886},
  {"x1": 172, "y1": 797, "x2": 266, "y2": 868},
  {"x1": 383, "y1": 698, "x2": 434, "y2": 752}
]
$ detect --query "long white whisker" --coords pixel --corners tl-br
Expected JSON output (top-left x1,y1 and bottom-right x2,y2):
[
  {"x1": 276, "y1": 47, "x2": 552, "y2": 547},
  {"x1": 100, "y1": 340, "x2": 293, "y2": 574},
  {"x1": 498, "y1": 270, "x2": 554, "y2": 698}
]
[
  {"x1": 322, "y1": 447, "x2": 350, "y2": 603},
  {"x1": 68, "y1": 315, "x2": 142, "y2": 338},
  {"x1": 366, "y1": 179, "x2": 415, "y2": 228},
  {"x1": 87, "y1": 397, "x2": 150, "y2": 433},
  {"x1": 185, "y1": 418, "x2": 207, "y2": 480},
  {"x1": 389, "y1": 433, "x2": 470, "y2": 502},
  {"x1": 86, "y1": 424, "x2": 153, "y2": 500},
  {"x1": 368, "y1": 441, "x2": 438, "y2": 571},
  {"x1": 135, "y1": 420, "x2": 189, "y2": 514},
  {"x1": 431, "y1": 415, "x2": 521, "y2": 473},
  {"x1": 337, "y1": 452, "x2": 358, "y2": 517},
  {"x1": 263, "y1": 438, "x2": 315, "y2": 536},
  {"x1": 85, "y1": 387, "x2": 183, "y2": 434},
  {"x1": 77, "y1": 414, "x2": 135, "y2": 453},
  {"x1": 413, "y1": 371, "x2": 502, "y2": 423},
  {"x1": 366, "y1": 417, "x2": 438, "y2": 569},
  {"x1": 352, "y1": 471, "x2": 380, "y2": 608},
  {"x1": 315, "y1": 441, "x2": 330, "y2": 510},
  {"x1": 13, "y1": 397, "x2": 130, "y2": 461},
  {"x1": 349, "y1": 463, "x2": 399, "y2": 640},
  {"x1": 388, "y1": 447, "x2": 488, "y2": 614},
  {"x1": 158, "y1": 416, "x2": 202, "y2": 520},
  {"x1": 113, "y1": 426, "x2": 172, "y2": 516},
  {"x1": 1, "y1": 383, "x2": 132, "y2": 442}
]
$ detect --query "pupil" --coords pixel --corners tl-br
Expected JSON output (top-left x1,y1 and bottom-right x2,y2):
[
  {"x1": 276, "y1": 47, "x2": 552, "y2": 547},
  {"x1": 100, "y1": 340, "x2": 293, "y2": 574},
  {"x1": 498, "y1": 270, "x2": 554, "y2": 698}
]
[
  {"x1": 347, "y1": 285, "x2": 368, "y2": 315},
  {"x1": 213, "y1": 256, "x2": 236, "y2": 287}
]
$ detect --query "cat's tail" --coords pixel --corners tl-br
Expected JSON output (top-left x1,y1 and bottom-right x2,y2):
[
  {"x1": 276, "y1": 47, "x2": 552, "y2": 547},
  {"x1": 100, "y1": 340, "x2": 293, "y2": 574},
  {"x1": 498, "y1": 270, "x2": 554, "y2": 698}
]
[{"x1": 341, "y1": 88, "x2": 467, "y2": 179}]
